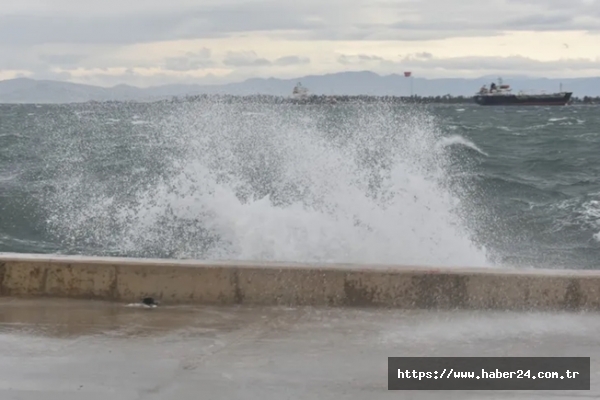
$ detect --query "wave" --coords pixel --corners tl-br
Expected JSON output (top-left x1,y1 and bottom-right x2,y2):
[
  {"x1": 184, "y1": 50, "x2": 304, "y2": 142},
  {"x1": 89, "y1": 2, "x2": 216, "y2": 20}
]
[
  {"x1": 39, "y1": 102, "x2": 491, "y2": 267},
  {"x1": 437, "y1": 135, "x2": 489, "y2": 156}
]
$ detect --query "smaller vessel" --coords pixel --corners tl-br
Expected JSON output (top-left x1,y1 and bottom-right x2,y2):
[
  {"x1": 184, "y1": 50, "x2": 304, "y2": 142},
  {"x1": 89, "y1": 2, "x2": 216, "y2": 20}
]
[
  {"x1": 474, "y1": 78, "x2": 572, "y2": 106},
  {"x1": 290, "y1": 82, "x2": 339, "y2": 104},
  {"x1": 292, "y1": 82, "x2": 310, "y2": 100}
]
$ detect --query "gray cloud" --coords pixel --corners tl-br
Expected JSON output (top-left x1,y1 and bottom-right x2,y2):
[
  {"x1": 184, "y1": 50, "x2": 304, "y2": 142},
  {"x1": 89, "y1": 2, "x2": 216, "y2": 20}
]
[
  {"x1": 398, "y1": 55, "x2": 600, "y2": 72},
  {"x1": 32, "y1": 70, "x2": 73, "y2": 81},
  {"x1": 338, "y1": 54, "x2": 385, "y2": 65},
  {"x1": 0, "y1": 0, "x2": 598, "y2": 48},
  {"x1": 505, "y1": 0, "x2": 598, "y2": 12},
  {"x1": 414, "y1": 52, "x2": 433, "y2": 60},
  {"x1": 0, "y1": 1, "x2": 326, "y2": 46},
  {"x1": 0, "y1": 46, "x2": 79, "y2": 81},
  {"x1": 163, "y1": 48, "x2": 214, "y2": 71},
  {"x1": 222, "y1": 51, "x2": 310, "y2": 67},
  {"x1": 38, "y1": 53, "x2": 88, "y2": 67},
  {"x1": 0, "y1": 44, "x2": 150, "y2": 72},
  {"x1": 273, "y1": 56, "x2": 310, "y2": 66},
  {"x1": 22, "y1": 63, "x2": 73, "y2": 81},
  {"x1": 338, "y1": 52, "x2": 600, "y2": 72},
  {"x1": 1, "y1": 0, "x2": 599, "y2": 86},
  {"x1": 42, "y1": 53, "x2": 599, "y2": 89},
  {"x1": 66, "y1": 70, "x2": 228, "y2": 88},
  {"x1": 504, "y1": 14, "x2": 579, "y2": 30},
  {"x1": 338, "y1": 52, "x2": 437, "y2": 66},
  {"x1": 223, "y1": 51, "x2": 271, "y2": 67}
]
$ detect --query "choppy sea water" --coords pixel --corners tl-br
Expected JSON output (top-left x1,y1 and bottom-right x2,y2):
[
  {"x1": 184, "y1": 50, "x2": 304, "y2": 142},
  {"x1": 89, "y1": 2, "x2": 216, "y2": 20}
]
[{"x1": 0, "y1": 101, "x2": 599, "y2": 269}]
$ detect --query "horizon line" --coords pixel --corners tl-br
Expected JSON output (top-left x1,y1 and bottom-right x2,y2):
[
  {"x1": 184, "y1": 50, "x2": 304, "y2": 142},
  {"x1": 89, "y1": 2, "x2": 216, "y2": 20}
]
[{"x1": 1, "y1": 72, "x2": 599, "y2": 90}]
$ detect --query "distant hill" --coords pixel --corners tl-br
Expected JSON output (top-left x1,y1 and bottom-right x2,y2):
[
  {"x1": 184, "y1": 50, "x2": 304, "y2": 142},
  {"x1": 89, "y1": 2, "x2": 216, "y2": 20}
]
[{"x1": 1, "y1": 72, "x2": 599, "y2": 104}]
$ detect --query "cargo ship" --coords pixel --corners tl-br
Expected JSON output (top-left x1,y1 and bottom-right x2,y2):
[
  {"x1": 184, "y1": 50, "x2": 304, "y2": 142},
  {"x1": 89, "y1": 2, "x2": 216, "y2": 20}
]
[{"x1": 473, "y1": 78, "x2": 572, "y2": 106}]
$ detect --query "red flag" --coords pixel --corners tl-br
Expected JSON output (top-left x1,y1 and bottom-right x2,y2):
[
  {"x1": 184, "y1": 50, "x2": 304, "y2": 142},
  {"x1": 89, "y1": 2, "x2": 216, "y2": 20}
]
[{"x1": 404, "y1": 71, "x2": 412, "y2": 77}]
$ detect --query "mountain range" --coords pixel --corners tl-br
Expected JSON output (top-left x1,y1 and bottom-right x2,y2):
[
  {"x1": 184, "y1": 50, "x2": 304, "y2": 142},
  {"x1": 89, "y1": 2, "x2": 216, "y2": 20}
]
[{"x1": 1, "y1": 71, "x2": 599, "y2": 104}]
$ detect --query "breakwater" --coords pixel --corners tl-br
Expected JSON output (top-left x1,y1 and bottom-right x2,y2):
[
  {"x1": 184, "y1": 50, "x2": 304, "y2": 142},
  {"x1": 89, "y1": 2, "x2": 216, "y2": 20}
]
[{"x1": 1, "y1": 254, "x2": 599, "y2": 311}]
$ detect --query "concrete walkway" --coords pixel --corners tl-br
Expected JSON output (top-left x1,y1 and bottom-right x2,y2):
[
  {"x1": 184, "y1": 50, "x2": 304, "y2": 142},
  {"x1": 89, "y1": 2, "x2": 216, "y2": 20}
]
[{"x1": 0, "y1": 297, "x2": 598, "y2": 399}]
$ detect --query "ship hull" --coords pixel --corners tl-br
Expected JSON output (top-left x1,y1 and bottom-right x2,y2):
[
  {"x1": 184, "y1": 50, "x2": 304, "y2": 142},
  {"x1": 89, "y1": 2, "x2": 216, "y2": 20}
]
[{"x1": 474, "y1": 92, "x2": 572, "y2": 106}]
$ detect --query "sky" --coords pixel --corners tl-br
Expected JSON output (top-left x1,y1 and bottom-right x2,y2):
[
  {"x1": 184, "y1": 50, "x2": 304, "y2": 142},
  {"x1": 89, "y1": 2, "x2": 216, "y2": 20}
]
[{"x1": 1, "y1": 0, "x2": 599, "y2": 87}]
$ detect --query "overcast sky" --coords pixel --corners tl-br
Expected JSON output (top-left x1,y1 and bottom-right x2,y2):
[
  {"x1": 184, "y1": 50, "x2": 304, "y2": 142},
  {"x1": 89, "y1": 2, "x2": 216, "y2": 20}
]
[{"x1": 1, "y1": 0, "x2": 599, "y2": 87}]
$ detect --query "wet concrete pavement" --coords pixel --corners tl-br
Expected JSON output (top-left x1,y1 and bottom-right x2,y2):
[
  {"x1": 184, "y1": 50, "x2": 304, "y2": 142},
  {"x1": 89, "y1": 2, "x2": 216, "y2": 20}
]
[{"x1": 0, "y1": 297, "x2": 599, "y2": 399}]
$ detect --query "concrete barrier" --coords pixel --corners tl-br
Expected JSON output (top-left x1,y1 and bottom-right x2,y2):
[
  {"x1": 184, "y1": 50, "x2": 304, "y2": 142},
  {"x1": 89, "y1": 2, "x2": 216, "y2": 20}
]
[{"x1": 1, "y1": 253, "x2": 600, "y2": 310}]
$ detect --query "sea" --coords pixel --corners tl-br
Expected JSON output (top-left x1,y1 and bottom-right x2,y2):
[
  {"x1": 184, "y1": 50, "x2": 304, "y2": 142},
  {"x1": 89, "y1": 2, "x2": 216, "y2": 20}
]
[{"x1": 1, "y1": 100, "x2": 599, "y2": 270}]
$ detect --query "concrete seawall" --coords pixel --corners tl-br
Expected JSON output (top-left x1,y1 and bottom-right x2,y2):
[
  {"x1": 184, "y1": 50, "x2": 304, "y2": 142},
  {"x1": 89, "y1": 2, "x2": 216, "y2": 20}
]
[{"x1": 1, "y1": 253, "x2": 600, "y2": 311}]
